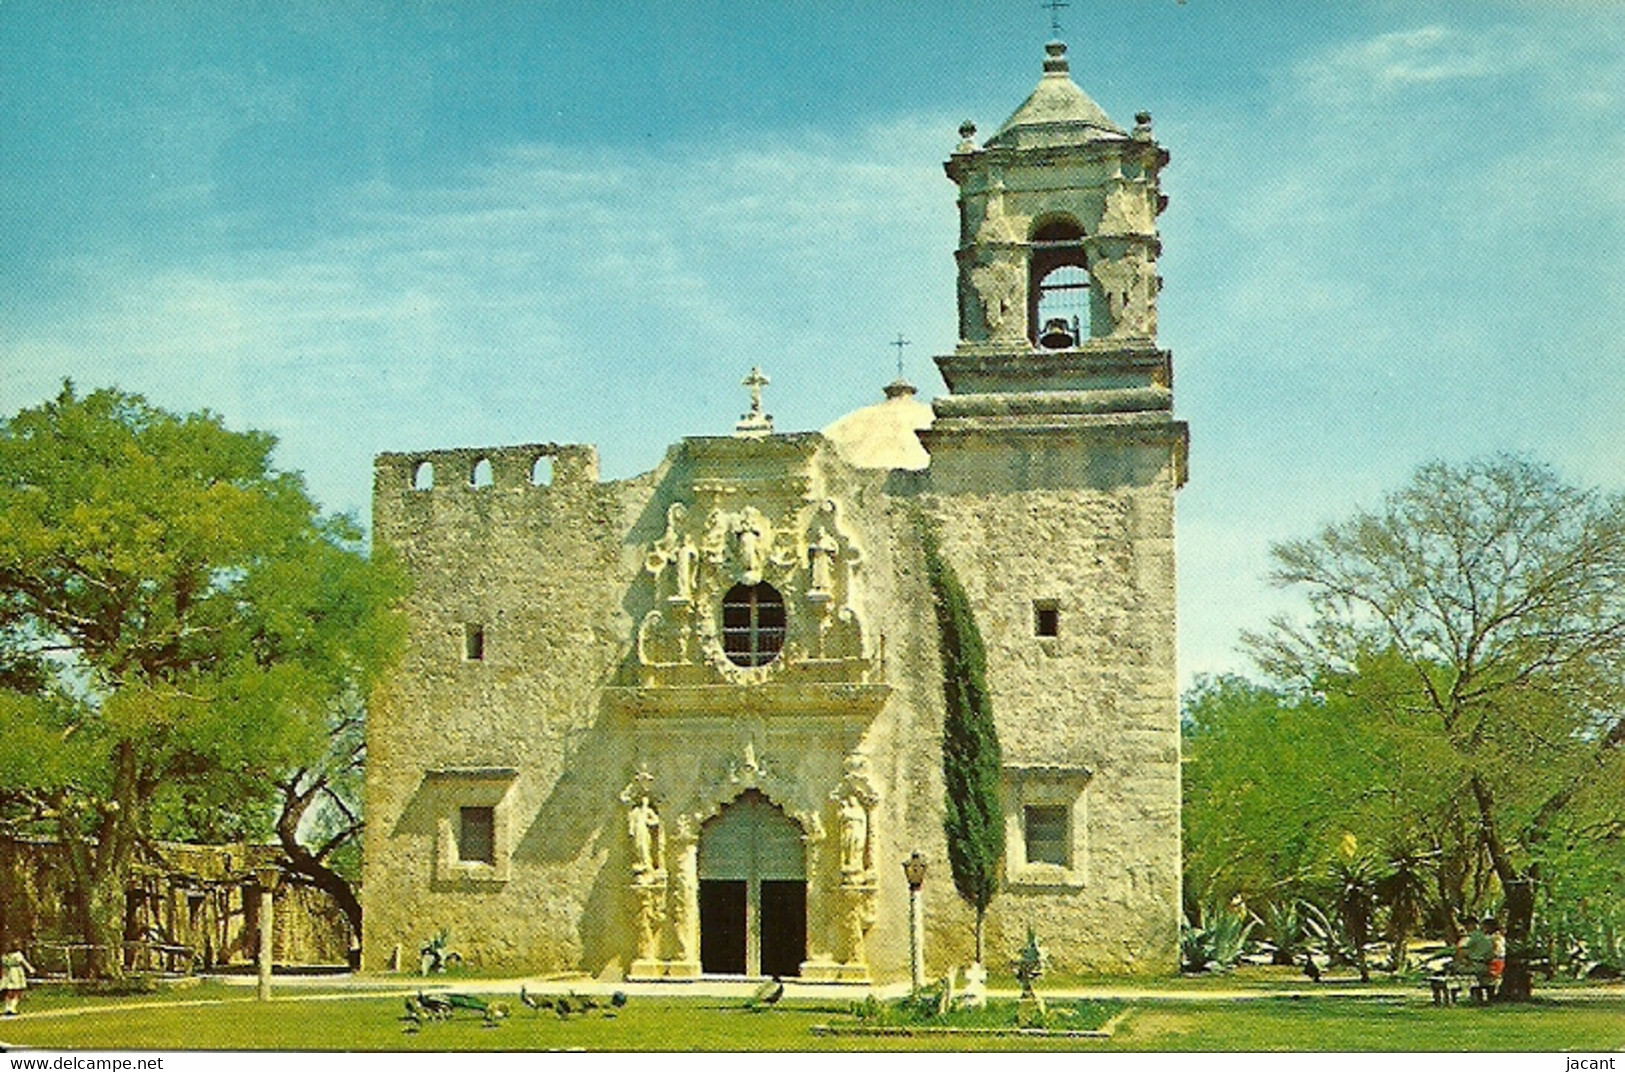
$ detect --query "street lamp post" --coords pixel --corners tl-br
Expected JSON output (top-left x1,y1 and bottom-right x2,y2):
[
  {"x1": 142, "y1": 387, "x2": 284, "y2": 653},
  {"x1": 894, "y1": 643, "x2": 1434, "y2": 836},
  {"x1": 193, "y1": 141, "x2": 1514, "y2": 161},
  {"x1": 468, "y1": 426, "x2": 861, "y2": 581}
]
[{"x1": 902, "y1": 852, "x2": 928, "y2": 992}]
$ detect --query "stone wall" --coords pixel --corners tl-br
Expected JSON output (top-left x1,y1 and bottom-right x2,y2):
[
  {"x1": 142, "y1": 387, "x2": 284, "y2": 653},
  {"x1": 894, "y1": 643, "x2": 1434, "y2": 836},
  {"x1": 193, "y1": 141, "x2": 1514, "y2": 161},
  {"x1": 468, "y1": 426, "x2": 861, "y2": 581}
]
[
  {"x1": 363, "y1": 427, "x2": 1180, "y2": 980},
  {"x1": 0, "y1": 839, "x2": 354, "y2": 972},
  {"x1": 363, "y1": 441, "x2": 646, "y2": 973},
  {"x1": 919, "y1": 432, "x2": 1182, "y2": 974}
]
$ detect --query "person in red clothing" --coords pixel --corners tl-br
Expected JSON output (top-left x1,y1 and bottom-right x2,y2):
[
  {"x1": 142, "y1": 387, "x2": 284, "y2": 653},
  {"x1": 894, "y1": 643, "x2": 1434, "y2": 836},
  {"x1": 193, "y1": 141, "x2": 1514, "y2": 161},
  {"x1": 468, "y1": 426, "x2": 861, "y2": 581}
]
[{"x1": 1484, "y1": 917, "x2": 1507, "y2": 994}]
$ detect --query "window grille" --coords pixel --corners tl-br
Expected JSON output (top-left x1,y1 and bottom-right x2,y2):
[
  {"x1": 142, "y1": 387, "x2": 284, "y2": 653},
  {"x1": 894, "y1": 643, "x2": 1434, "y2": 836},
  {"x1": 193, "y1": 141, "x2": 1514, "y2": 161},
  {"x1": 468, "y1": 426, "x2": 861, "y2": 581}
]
[{"x1": 721, "y1": 582, "x2": 787, "y2": 668}]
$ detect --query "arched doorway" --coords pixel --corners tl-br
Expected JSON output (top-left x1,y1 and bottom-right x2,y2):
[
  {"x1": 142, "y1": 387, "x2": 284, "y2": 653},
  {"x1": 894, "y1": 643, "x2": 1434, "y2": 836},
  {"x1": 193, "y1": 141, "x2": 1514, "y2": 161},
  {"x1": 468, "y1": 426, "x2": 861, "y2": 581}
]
[{"x1": 698, "y1": 790, "x2": 806, "y2": 977}]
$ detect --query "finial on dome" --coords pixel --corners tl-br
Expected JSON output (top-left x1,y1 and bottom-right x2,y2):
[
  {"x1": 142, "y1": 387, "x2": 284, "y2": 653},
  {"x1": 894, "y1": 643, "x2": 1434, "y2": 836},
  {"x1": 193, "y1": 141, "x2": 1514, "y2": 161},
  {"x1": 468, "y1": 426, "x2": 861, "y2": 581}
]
[{"x1": 1043, "y1": 40, "x2": 1070, "y2": 75}]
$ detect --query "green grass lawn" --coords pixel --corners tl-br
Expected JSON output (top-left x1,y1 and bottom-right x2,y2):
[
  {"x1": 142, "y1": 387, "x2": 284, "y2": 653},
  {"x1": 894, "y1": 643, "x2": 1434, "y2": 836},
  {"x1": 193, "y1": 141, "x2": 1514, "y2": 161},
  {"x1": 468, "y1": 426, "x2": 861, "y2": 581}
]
[{"x1": 2, "y1": 987, "x2": 1621, "y2": 1052}]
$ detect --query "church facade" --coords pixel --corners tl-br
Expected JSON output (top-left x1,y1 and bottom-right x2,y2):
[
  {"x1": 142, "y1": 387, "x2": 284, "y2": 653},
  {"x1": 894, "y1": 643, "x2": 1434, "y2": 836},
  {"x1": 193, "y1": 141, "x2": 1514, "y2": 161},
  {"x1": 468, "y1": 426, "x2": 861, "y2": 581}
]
[{"x1": 362, "y1": 41, "x2": 1188, "y2": 982}]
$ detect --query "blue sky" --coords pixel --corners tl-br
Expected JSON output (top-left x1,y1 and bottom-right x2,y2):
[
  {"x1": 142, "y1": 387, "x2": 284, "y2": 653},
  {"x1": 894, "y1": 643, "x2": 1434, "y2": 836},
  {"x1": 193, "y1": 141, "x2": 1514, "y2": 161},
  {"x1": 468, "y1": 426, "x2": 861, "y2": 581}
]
[{"x1": 3, "y1": 1, "x2": 1623, "y2": 689}]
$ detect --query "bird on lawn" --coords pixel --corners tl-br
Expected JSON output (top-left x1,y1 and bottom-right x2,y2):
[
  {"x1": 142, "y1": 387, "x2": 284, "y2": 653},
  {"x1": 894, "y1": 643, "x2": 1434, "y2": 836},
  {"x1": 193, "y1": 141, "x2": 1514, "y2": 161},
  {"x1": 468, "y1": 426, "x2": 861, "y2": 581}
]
[
  {"x1": 445, "y1": 992, "x2": 489, "y2": 1015},
  {"x1": 610, "y1": 991, "x2": 628, "y2": 1009},
  {"x1": 571, "y1": 991, "x2": 600, "y2": 1013},
  {"x1": 746, "y1": 976, "x2": 784, "y2": 1011},
  {"x1": 418, "y1": 991, "x2": 453, "y2": 1019},
  {"x1": 554, "y1": 995, "x2": 574, "y2": 1018},
  {"x1": 402, "y1": 996, "x2": 427, "y2": 1032},
  {"x1": 482, "y1": 1001, "x2": 510, "y2": 1028},
  {"x1": 1302, "y1": 954, "x2": 1322, "y2": 983},
  {"x1": 520, "y1": 985, "x2": 552, "y2": 1016}
]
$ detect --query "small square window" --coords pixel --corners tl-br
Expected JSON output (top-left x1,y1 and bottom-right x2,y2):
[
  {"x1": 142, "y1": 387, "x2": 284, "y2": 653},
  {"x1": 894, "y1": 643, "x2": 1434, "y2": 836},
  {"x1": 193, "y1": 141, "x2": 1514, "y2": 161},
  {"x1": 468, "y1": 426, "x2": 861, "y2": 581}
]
[
  {"x1": 1024, "y1": 804, "x2": 1070, "y2": 867},
  {"x1": 1033, "y1": 601, "x2": 1059, "y2": 638},
  {"x1": 463, "y1": 623, "x2": 485, "y2": 661},
  {"x1": 458, "y1": 806, "x2": 495, "y2": 865}
]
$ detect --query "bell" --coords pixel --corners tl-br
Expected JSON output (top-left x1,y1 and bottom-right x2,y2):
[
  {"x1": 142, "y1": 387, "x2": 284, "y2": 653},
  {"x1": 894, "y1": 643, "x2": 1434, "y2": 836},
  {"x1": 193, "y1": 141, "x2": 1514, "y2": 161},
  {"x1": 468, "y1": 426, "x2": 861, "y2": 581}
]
[{"x1": 1038, "y1": 317, "x2": 1076, "y2": 349}]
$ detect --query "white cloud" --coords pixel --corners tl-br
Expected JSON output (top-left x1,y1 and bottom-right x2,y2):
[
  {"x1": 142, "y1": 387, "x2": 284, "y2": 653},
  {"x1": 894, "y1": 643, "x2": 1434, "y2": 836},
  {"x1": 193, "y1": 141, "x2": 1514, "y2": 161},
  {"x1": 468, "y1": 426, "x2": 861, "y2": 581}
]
[{"x1": 1, "y1": 115, "x2": 958, "y2": 522}]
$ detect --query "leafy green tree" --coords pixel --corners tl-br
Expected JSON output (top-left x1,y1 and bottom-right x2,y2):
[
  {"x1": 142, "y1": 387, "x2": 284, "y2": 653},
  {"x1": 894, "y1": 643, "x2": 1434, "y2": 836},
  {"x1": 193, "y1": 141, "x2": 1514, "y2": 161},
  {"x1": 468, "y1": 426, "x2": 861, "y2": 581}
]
[
  {"x1": 1181, "y1": 675, "x2": 1335, "y2": 908},
  {"x1": 0, "y1": 384, "x2": 404, "y2": 973},
  {"x1": 920, "y1": 518, "x2": 1002, "y2": 964},
  {"x1": 1247, "y1": 454, "x2": 1625, "y2": 1000}
]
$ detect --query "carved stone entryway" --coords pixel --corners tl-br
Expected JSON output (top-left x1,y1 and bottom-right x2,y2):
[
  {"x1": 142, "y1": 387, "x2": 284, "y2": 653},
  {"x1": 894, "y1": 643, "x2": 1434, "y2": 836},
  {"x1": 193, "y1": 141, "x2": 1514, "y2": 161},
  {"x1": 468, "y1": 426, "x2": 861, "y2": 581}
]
[{"x1": 697, "y1": 790, "x2": 806, "y2": 977}]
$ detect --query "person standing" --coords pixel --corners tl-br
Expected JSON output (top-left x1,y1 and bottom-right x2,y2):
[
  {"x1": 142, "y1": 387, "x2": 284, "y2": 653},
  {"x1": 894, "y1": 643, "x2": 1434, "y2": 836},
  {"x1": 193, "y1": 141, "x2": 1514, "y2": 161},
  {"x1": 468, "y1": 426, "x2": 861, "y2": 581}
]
[
  {"x1": 1484, "y1": 918, "x2": 1507, "y2": 998},
  {"x1": 1, "y1": 950, "x2": 35, "y2": 1015}
]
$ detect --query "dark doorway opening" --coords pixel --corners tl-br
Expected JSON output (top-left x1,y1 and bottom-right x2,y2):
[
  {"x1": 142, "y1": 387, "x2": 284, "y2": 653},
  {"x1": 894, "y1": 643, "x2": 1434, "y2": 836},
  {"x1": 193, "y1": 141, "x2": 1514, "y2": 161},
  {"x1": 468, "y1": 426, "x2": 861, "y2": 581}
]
[
  {"x1": 699, "y1": 880, "x2": 747, "y2": 975},
  {"x1": 759, "y1": 880, "x2": 807, "y2": 978}
]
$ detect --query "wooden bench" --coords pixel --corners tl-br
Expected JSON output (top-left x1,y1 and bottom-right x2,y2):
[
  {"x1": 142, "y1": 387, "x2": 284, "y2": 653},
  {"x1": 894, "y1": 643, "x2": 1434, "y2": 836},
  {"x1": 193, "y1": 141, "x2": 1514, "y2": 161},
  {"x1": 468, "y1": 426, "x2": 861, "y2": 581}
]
[{"x1": 1427, "y1": 975, "x2": 1464, "y2": 1005}]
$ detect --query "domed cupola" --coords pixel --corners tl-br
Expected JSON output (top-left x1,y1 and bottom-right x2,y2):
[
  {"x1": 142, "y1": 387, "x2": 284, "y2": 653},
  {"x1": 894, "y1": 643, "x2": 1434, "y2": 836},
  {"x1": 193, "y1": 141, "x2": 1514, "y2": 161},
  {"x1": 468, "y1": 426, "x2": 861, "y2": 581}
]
[{"x1": 984, "y1": 40, "x2": 1127, "y2": 151}]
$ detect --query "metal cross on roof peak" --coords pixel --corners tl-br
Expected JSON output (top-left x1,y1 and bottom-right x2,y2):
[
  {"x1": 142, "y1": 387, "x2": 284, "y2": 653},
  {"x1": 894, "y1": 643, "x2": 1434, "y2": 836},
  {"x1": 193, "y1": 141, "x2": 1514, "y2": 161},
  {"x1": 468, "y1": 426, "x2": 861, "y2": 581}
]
[
  {"x1": 1042, "y1": 0, "x2": 1069, "y2": 37},
  {"x1": 890, "y1": 333, "x2": 911, "y2": 381}
]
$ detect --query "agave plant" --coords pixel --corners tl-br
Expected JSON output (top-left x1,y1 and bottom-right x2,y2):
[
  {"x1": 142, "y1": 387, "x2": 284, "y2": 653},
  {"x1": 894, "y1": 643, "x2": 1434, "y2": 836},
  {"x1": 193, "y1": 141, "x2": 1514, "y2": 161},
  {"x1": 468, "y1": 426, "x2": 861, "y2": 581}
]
[
  {"x1": 1181, "y1": 899, "x2": 1257, "y2": 974},
  {"x1": 1260, "y1": 899, "x2": 1308, "y2": 966}
]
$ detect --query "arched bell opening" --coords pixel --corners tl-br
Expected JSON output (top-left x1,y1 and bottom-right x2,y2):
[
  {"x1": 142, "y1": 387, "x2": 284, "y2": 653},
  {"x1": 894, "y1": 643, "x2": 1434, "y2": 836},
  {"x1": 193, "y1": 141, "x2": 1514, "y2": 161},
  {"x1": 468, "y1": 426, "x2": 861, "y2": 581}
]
[
  {"x1": 696, "y1": 789, "x2": 807, "y2": 978},
  {"x1": 1028, "y1": 217, "x2": 1088, "y2": 348}
]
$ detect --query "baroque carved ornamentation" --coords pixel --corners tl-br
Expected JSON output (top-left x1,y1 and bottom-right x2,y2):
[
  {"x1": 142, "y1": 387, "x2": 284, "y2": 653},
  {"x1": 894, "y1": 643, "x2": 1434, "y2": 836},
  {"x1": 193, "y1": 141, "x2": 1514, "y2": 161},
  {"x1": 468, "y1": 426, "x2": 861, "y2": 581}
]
[
  {"x1": 970, "y1": 258, "x2": 1025, "y2": 341},
  {"x1": 1091, "y1": 247, "x2": 1156, "y2": 338},
  {"x1": 633, "y1": 492, "x2": 873, "y2": 688}
]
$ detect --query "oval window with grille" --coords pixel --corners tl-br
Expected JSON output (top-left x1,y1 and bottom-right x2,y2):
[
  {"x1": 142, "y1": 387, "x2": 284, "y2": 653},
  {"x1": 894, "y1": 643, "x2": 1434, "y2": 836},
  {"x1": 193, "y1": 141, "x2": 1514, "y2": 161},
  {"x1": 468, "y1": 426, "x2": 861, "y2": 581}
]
[{"x1": 721, "y1": 582, "x2": 786, "y2": 668}]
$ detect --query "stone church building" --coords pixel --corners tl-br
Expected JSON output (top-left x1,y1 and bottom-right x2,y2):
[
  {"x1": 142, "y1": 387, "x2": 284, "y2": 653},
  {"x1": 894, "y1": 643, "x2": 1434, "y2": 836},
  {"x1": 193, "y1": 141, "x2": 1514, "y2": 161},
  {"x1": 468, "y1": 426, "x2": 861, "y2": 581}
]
[{"x1": 362, "y1": 41, "x2": 1187, "y2": 982}]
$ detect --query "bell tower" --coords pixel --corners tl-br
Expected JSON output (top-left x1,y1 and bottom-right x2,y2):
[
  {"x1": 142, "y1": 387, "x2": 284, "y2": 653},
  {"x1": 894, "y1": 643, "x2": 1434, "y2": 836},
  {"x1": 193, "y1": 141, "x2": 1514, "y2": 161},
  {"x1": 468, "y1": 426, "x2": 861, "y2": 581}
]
[
  {"x1": 927, "y1": 39, "x2": 1183, "y2": 460},
  {"x1": 917, "y1": 40, "x2": 1187, "y2": 974}
]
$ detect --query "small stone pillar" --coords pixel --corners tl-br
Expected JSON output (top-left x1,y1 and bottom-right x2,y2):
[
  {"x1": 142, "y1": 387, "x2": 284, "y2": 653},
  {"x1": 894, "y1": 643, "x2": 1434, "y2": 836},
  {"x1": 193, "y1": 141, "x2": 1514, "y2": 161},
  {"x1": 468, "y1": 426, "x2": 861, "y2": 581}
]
[
  {"x1": 628, "y1": 876, "x2": 668, "y2": 980},
  {"x1": 253, "y1": 867, "x2": 279, "y2": 1001},
  {"x1": 665, "y1": 819, "x2": 701, "y2": 979}
]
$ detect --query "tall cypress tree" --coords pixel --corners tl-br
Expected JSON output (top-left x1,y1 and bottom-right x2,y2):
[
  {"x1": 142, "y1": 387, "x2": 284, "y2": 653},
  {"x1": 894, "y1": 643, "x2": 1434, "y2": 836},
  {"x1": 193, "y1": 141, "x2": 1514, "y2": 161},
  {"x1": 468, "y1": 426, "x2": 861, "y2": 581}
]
[{"x1": 920, "y1": 516, "x2": 1003, "y2": 964}]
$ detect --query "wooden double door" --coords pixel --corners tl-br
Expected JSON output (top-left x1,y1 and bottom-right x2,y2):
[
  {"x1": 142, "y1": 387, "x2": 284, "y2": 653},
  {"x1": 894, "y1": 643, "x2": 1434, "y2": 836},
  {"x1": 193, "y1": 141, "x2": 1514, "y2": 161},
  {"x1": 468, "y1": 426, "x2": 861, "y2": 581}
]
[{"x1": 697, "y1": 789, "x2": 806, "y2": 977}]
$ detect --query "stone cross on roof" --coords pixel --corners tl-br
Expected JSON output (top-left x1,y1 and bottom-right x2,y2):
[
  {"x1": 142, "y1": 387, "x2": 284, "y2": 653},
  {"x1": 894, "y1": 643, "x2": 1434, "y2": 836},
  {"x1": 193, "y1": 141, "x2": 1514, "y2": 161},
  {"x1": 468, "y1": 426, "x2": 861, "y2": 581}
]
[{"x1": 734, "y1": 365, "x2": 775, "y2": 437}]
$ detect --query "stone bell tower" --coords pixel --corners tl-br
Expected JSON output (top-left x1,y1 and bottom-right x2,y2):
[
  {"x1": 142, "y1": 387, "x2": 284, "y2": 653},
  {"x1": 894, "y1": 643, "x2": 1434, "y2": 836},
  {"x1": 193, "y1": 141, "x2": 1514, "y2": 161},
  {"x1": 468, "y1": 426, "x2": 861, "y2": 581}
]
[{"x1": 917, "y1": 40, "x2": 1187, "y2": 973}]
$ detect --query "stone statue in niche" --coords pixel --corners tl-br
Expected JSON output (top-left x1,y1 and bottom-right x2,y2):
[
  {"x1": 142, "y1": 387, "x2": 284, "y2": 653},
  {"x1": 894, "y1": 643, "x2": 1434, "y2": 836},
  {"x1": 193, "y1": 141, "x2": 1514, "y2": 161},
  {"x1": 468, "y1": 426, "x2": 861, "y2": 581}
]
[
  {"x1": 647, "y1": 503, "x2": 700, "y2": 604},
  {"x1": 673, "y1": 539, "x2": 699, "y2": 602},
  {"x1": 732, "y1": 507, "x2": 770, "y2": 584},
  {"x1": 836, "y1": 791, "x2": 869, "y2": 877},
  {"x1": 807, "y1": 527, "x2": 837, "y2": 597},
  {"x1": 628, "y1": 795, "x2": 664, "y2": 877}
]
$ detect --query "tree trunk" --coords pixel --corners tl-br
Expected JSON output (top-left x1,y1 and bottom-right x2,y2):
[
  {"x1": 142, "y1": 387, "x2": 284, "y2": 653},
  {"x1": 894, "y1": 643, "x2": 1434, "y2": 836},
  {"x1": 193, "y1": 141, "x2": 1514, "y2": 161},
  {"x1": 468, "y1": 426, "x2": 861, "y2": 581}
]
[
  {"x1": 70, "y1": 870, "x2": 128, "y2": 980},
  {"x1": 974, "y1": 909, "x2": 985, "y2": 966},
  {"x1": 275, "y1": 790, "x2": 363, "y2": 947},
  {"x1": 1470, "y1": 774, "x2": 1533, "y2": 1002},
  {"x1": 1497, "y1": 876, "x2": 1536, "y2": 1002},
  {"x1": 276, "y1": 832, "x2": 362, "y2": 945}
]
